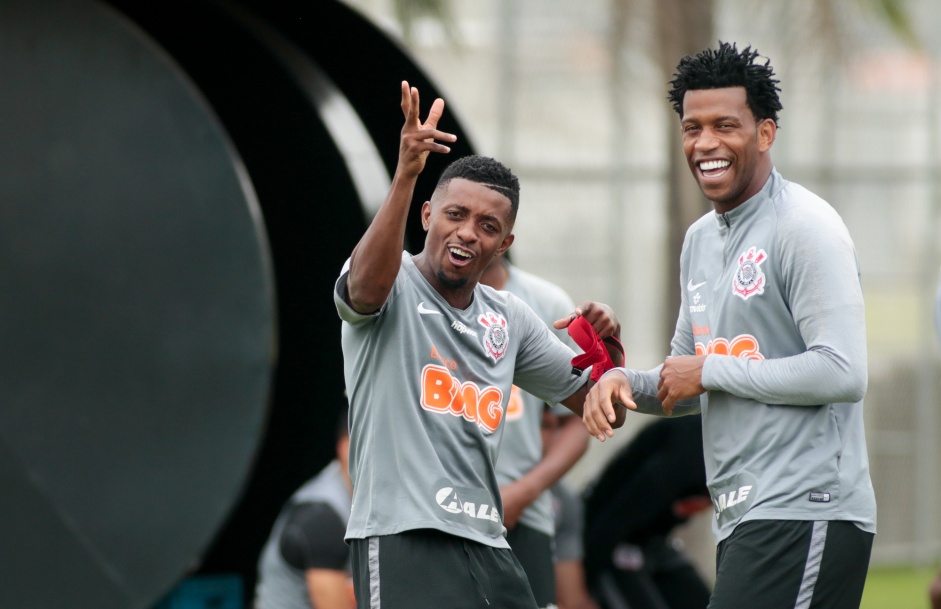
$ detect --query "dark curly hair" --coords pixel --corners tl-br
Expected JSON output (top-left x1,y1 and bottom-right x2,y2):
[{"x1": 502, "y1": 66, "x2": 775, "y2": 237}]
[
  {"x1": 435, "y1": 155, "x2": 520, "y2": 219},
  {"x1": 668, "y1": 41, "x2": 782, "y2": 125}
]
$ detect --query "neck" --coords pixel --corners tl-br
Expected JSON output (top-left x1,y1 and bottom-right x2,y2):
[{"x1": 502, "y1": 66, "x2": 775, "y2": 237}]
[
  {"x1": 712, "y1": 165, "x2": 773, "y2": 215},
  {"x1": 413, "y1": 253, "x2": 478, "y2": 309}
]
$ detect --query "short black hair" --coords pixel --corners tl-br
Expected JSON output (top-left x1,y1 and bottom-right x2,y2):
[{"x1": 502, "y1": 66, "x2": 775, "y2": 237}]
[
  {"x1": 435, "y1": 155, "x2": 520, "y2": 220},
  {"x1": 668, "y1": 41, "x2": 782, "y2": 125}
]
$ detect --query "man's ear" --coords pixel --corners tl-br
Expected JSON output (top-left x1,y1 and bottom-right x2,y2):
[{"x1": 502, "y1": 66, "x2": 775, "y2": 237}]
[
  {"x1": 497, "y1": 233, "x2": 515, "y2": 257},
  {"x1": 421, "y1": 201, "x2": 432, "y2": 231},
  {"x1": 758, "y1": 118, "x2": 776, "y2": 152}
]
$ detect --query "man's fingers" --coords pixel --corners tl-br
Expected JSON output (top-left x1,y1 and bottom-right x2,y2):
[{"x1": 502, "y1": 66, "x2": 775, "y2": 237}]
[
  {"x1": 401, "y1": 82, "x2": 413, "y2": 117},
  {"x1": 582, "y1": 390, "x2": 609, "y2": 442},
  {"x1": 576, "y1": 301, "x2": 617, "y2": 338},
  {"x1": 661, "y1": 393, "x2": 675, "y2": 416},
  {"x1": 402, "y1": 128, "x2": 457, "y2": 155},
  {"x1": 552, "y1": 312, "x2": 577, "y2": 329},
  {"x1": 418, "y1": 128, "x2": 457, "y2": 144},
  {"x1": 424, "y1": 98, "x2": 446, "y2": 129},
  {"x1": 617, "y1": 386, "x2": 637, "y2": 411}
]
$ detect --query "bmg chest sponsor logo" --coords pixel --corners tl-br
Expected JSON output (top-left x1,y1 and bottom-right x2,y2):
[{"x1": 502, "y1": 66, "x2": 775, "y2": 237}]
[
  {"x1": 420, "y1": 364, "x2": 504, "y2": 433},
  {"x1": 695, "y1": 334, "x2": 763, "y2": 360},
  {"x1": 434, "y1": 483, "x2": 501, "y2": 523}
]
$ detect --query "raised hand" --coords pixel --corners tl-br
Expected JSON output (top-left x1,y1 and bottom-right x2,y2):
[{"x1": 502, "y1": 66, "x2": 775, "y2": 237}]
[{"x1": 398, "y1": 81, "x2": 457, "y2": 178}]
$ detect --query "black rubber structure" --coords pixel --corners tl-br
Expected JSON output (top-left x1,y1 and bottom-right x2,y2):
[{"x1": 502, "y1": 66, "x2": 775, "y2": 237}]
[{"x1": 0, "y1": 0, "x2": 476, "y2": 607}]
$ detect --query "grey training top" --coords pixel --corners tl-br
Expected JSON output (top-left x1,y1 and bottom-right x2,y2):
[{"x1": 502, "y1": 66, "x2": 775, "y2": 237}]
[
  {"x1": 496, "y1": 262, "x2": 579, "y2": 536},
  {"x1": 255, "y1": 461, "x2": 352, "y2": 609},
  {"x1": 335, "y1": 253, "x2": 586, "y2": 548},
  {"x1": 619, "y1": 170, "x2": 877, "y2": 542}
]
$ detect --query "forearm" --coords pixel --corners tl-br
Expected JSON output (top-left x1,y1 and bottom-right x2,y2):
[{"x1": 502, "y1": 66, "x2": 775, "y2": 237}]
[
  {"x1": 346, "y1": 171, "x2": 416, "y2": 313},
  {"x1": 622, "y1": 367, "x2": 700, "y2": 416},
  {"x1": 306, "y1": 569, "x2": 354, "y2": 609},
  {"x1": 703, "y1": 341, "x2": 867, "y2": 405},
  {"x1": 719, "y1": 203, "x2": 869, "y2": 405}
]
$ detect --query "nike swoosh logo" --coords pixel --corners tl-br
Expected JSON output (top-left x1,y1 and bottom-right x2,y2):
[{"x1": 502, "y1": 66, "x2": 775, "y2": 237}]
[
  {"x1": 687, "y1": 279, "x2": 707, "y2": 291},
  {"x1": 417, "y1": 301, "x2": 442, "y2": 315}
]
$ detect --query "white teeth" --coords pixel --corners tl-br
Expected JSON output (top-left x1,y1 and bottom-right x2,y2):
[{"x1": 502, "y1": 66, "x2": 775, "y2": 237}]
[
  {"x1": 449, "y1": 247, "x2": 472, "y2": 259},
  {"x1": 700, "y1": 159, "x2": 730, "y2": 171}
]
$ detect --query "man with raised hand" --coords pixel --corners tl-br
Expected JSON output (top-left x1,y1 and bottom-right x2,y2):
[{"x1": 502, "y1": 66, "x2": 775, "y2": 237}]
[{"x1": 335, "y1": 82, "x2": 623, "y2": 609}]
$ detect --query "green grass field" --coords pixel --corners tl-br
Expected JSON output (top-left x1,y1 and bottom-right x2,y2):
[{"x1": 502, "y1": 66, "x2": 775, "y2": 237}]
[{"x1": 861, "y1": 566, "x2": 939, "y2": 609}]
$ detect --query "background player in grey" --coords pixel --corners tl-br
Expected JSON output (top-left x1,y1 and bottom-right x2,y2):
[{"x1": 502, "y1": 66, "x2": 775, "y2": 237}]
[
  {"x1": 254, "y1": 407, "x2": 353, "y2": 609},
  {"x1": 541, "y1": 407, "x2": 599, "y2": 609},
  {"x1": 480, "y1": 255, "x2": 590, "y2": 609},
  {"x1": 584, "y1": 42, "x2": 876, "y2": 609},
  {"x1": 334, "y1": 81, "x2": 624, "y2": 609}
]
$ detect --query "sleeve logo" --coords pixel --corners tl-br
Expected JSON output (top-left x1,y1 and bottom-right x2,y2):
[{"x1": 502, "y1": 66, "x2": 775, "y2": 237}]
[
  {"x1": 732, "y1": 246, "x2": 767, "y2": 300},
  {"x1": 478, "y1": 311, "x2": 509, "y2": 363}
]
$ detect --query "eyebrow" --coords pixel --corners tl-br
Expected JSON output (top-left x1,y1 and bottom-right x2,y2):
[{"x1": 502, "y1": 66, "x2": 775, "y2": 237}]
[{"x1": 683, "y1": 114, "x2": 741, "y2": 125}]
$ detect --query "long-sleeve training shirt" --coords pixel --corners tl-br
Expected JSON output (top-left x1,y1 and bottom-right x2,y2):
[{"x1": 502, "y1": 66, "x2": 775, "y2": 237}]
[{"x1": 620, "y1": 170, "x2": 877, "y2": 542}]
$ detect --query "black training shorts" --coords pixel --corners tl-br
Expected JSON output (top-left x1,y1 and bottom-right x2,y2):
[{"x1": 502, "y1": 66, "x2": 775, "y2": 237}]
[
  {"x1": 351, "y1": 529, "x2": 539, "y2": 609},
  {"x1": 709, "y1": 520, "x2": 873, "y2": 609}
]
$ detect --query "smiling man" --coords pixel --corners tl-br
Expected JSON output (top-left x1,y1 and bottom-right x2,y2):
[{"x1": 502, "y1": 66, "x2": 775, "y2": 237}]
[
  {"x1": 583, "y1": 43, "x2": 877, "y2": 609},
  {"x1": 335, "y1": 82, "x2": 623, "y2": 609}
]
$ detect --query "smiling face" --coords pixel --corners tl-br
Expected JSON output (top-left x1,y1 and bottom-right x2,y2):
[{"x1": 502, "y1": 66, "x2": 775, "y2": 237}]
[
  {"x1": 416, "y1": 177, "x2": 515, "y2": 307},
  {"x1": 681, "y1": 87, "x2": 776, "y2": 213}
]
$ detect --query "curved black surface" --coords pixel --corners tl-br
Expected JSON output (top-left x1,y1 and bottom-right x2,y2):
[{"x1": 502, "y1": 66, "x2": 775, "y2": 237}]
[
  {"x1": 101, "y1": 2, "x2": 479, "y2": 601},
  {"x1": 0, "y1": 0, "x2": 276, "y2": 607},
  {"x1": 2, "y1": 0, "x2": 477, "y2": 606}
]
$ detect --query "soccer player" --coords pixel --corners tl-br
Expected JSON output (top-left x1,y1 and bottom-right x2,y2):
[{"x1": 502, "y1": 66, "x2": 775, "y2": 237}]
[
  {"x1": 584, "y1": 42, "x2": 877, "y2": 609},
  {"x1": 254, "y1": 407, "x2": 354, "y2": 609},
  {"x1": 480, "y1": 255, "x2": 590, "y2": 609},
  {"x1": 334, "y1": 81, "x2": 623, "y2": 609}
]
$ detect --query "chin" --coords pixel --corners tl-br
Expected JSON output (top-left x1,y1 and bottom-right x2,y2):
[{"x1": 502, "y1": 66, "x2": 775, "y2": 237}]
[{"x1": 436, "y1": 269, "x2": 469, "y2": 291}]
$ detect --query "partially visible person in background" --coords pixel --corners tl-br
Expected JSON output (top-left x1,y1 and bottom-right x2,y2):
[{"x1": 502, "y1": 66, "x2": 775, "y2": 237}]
[
  {"x1": 541, "y1": 408, "x2": 600, "y2": 609},
  {"x1": 582, "y1": 416, "x2": 711, "y2": 609},
  {"x1": 932, "y1": 270, "x2": 941, "y2": 609},
  {"x1": 480, "y1": 255, "x2": 590, "y2": 609},
  {"x1": 254, "y1": 406, "x2": 354, "y2": 609}
]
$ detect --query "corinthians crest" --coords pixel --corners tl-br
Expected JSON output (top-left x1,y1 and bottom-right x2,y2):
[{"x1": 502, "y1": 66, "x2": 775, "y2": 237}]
[
  {"x1": 732, "y1": 246, "x2": 768, "y2": 300},
  {"x1": 478, "y1": 311, "x2": 509, "y2": 362}
]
